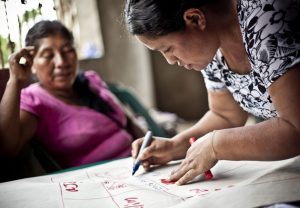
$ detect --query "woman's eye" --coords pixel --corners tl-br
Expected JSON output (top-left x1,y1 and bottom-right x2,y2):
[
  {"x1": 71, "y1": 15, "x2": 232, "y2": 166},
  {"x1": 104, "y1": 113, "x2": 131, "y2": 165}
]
[
  {"x1": 62, "y1": 46, "x2": 75, "y2": 53},
  {"x1": 163, "y1": 47, "x2": 171, "y2": 53},
  {"x1": 42, "y1": 53, "x2": 54, "y2": 59}
]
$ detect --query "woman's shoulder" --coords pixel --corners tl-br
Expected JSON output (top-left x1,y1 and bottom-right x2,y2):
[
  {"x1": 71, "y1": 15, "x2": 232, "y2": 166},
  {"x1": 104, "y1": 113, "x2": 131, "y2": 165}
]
[
  {"x1": 239, "y1": 0, "x2": 300, "y2": 51},
  {"x1": 21, "y1": 82, "x2": 43, "y2": 97},
  {"x1": 20, "y1": 83, "x2": 52, "y2": 116},
  {"x1": 238, "y1": 0, "x2": 300, "y2": 87}
]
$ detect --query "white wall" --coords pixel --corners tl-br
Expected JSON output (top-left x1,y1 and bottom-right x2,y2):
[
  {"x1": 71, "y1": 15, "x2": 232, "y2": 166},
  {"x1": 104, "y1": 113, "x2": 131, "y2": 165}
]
[{"x1": 78, "y1": 0, "x2": 155, "y2": 108}]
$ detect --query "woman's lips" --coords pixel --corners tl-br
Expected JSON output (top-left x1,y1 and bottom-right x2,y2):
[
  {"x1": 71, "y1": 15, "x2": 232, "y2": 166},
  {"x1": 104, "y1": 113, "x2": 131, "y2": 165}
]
[{"x1": 54, "y1": 72, "x2": 72, "y2": 80}]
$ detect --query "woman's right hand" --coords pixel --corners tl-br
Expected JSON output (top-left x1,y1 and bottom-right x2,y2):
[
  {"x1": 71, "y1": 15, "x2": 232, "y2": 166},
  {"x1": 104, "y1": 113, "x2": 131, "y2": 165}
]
[
  {"x1": 131, "y1": 136, "x2": 187, "y2": 171},
  {"x1": 8, "y1": 47, "x2": 35, "y2": 87}
]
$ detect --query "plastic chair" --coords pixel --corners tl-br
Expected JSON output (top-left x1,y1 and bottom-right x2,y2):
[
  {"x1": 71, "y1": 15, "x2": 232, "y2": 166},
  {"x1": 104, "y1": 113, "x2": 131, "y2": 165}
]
[{"x1": 107, "y1": 83, "x2": 170, "y2": 137}]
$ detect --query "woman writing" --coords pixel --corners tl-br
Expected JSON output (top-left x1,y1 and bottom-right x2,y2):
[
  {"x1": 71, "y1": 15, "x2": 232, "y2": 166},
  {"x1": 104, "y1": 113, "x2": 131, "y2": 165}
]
[{"x1": 124, "y1": 0, "x2": 300, "y2": 185}]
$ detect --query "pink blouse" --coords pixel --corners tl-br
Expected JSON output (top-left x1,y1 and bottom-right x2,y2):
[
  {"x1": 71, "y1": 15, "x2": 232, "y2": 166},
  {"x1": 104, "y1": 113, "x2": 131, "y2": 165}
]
[{"x1": 20, "y1": 71, "x2": 131, "y2": 168}]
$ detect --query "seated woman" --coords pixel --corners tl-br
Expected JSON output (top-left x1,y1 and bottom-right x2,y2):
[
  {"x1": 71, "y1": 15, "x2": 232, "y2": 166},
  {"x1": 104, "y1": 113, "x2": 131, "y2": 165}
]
[{"x1": 0, "y1": 20, "x2": 144, "y2": 169}]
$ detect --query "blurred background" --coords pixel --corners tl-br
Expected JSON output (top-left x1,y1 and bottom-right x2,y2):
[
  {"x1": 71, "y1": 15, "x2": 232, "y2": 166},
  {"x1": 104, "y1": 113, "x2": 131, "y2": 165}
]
[{"x1": 0, "y1": 0, "x2": 208, "y2": 129}]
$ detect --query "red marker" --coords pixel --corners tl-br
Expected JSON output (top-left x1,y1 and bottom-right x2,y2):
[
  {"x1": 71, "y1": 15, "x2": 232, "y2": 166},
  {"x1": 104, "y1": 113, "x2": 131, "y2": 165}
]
[{"x1": 189, "y1": 137, "x2": 213, "y2": 180}]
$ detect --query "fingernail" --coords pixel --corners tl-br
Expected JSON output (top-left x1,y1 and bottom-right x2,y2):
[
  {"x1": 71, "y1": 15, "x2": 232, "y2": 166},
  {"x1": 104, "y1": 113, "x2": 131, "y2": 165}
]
[
  {"x1": 19, "y1": 57, "x2": 27, "y2": 65},
  {"x1": 142, "y1": 162, "x2": 149, "y2": 168}
]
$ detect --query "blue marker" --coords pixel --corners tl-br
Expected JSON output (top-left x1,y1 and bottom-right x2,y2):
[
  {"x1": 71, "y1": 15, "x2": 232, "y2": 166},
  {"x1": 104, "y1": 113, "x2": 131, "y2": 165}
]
[{"x1": 132, "y1": 131, "x2": 153, "y2": 175}]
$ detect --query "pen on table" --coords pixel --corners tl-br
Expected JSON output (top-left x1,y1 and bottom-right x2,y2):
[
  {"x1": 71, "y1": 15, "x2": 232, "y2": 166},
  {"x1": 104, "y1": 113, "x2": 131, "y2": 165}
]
[
  {"x1": 189, "y1": 137, "x2": 213, "y2": 180},
  {"x1": 132, "y1": 131, "x2": 153, "y2": 176}
]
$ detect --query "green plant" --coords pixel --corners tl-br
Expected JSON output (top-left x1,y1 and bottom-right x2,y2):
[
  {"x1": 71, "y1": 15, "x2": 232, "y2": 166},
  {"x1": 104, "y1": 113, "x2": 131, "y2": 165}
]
[
  {"x1": 0, "y1": 35, "x2": 10, "y2": 68},
  {"x1": 0, "y1": 4, "x2": 42, "y2": 68},
  {"x1": 22, "y1": 8, "x2": 42, "y2": 24}
]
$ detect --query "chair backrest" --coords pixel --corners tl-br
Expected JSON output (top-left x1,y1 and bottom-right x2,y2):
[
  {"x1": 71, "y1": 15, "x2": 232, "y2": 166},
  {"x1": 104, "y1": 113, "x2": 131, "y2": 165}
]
[
  {"x1": 31, "y1": 140, "x2": 63, "y2": 173},
  {"x1": 0, "y1": 68, "x2": 10, "y2": 100},
  {"x1": 108, "y1": 83, "x2": 170, "y2": 137}
]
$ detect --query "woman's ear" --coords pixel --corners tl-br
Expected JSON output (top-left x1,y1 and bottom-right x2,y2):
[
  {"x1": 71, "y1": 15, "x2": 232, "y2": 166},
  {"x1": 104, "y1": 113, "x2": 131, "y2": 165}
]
[{"x1": 183, "y1": 8, "x2": 206, "y2": 31}]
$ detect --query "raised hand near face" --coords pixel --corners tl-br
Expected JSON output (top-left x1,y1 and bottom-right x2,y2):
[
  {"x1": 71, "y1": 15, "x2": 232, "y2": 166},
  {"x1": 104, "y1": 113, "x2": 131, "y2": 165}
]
[{"x1": 8, "y1": 46, "x2": 35, "y2": 87}]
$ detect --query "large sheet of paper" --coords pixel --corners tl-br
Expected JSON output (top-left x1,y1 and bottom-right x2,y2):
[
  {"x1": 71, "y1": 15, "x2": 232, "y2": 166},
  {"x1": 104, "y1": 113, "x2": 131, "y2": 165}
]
[{"x1": 0, "y1": 156, "x2": 300, "y2": 208}]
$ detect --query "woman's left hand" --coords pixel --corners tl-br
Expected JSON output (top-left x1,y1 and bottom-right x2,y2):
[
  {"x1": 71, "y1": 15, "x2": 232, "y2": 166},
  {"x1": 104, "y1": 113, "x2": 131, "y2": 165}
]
[{"x1": 169, "y1": 131, "x2": 218, "y2": 185}]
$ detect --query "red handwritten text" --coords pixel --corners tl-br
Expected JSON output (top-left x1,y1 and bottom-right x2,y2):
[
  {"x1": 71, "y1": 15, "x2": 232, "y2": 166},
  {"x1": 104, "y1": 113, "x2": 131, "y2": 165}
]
[
  {"x1": 63, "y1": 182, "x2": 79, "y2": 192},
  {"x1": 124, "y1": 197, "x2": 144, "y2": 208}
]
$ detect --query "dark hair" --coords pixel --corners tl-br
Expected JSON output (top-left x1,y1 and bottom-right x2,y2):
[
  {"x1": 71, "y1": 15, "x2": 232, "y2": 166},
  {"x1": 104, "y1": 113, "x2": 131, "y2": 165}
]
[
  {"x1": 124, "y1": 0, "x2": 213, "y2": 37},
  {"x1": 26, "y1": 21, "x2": 119, "y2": 122},
  {"x1": 25, "y1": 20, "x2": 74, "y2": 48},
  {"x1": 73, "y1": 72, "x2": 122, "y2": 127},
  {"x1": 73, "y1": 72, "x2": 115, "y2": 115}
]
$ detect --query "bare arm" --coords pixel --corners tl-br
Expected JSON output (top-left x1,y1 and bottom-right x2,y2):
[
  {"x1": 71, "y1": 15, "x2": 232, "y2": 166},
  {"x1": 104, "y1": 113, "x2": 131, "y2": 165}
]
[
  {"x1": 0, "y1": 48, "x2": 37, "y2": 157},
  {"x1": 170, "y1": 88, "x2": 248, "y2": 160},
  {"x1": 170, "y1": 64, "x2": 300, "y2": 185},
  {"x1": 133, "y1": 87, "x2": 248, "y2": 170},
  {"x1": 214, "y1": 64, "x2": 300, "y2": 160}
]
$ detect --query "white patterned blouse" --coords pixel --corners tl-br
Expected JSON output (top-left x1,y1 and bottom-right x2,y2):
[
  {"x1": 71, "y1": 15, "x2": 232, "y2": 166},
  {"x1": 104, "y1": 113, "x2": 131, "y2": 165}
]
[{"x1": 201, "y1": 0, "x2": 300, "y2": 119}]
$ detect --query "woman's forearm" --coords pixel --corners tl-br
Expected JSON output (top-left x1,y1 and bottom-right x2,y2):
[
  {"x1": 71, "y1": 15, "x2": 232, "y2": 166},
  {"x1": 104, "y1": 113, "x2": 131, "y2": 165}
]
[
  {"x1": 171, "y1": 109, "x2": 247, "y2": 160},
  {"x1": 0, "y1": 78, "x2": 23, "y2": 156},
  {"x1": 214, "y1": 118, "x2": 300, "y2": 161}
]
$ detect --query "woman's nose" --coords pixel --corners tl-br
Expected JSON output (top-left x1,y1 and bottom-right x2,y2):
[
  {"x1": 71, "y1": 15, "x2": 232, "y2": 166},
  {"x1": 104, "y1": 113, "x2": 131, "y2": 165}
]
[
  {"x1": 166, "y1": 57, "x2": 183, "y2": 67},
  {"x1": 54, "y1": 52, "x2": 66, "y2": 66},
  {"x1": 163, "y1": 53, "x2": 177, "y2": 65}
]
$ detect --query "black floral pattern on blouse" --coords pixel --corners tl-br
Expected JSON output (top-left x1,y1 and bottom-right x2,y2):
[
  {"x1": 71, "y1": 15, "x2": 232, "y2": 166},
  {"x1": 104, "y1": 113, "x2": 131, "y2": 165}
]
[{"x1": 201, "y1": 0, "x2": 300, "y2": 119}]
